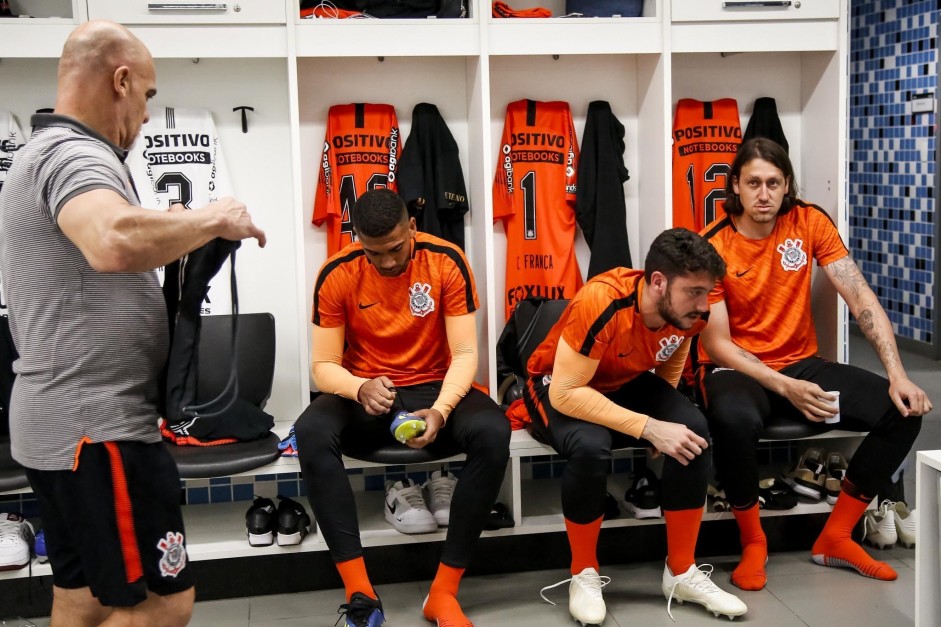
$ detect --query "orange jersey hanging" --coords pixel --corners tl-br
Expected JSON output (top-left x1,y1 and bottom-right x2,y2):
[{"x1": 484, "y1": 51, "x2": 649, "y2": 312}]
[
  {"x1": 493, "y1": 99, "x2": 582, "y2": 321},
  {"x1": 313, "y1": 103, "x2": 401, "y2": 256},
  {"x1": 671, "y1": 98, "x2": 741, "y2": 231}
]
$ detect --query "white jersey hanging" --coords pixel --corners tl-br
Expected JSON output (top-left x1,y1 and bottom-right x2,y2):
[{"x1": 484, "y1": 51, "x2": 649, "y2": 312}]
[
  {"x1": 127, "y1": 107, "x2": 234, "y2": 315},
  {"x1": 0, "y1": 110, "x2": 26, "y2": 316}
]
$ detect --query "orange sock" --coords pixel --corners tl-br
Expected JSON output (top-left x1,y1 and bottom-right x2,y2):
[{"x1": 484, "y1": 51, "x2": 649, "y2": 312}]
[
  {"x1": 423, "y1": 563, "x2": 472, "y2": 626},
  {"x1": 731, "y1": 503, "x2": 768, "y2": 590},
  {"x1": 336, "y1": 557, "x2": 377, "y2": 602},
  {"x1": 811, "y1": 491, "x2": 897, "y2": 581},
  {"x1": 565, "y1": 516, "x2": 602, "y2": 575},
  {"x1": 664, "y1": 507, "x2": 703, "y2": 576}
]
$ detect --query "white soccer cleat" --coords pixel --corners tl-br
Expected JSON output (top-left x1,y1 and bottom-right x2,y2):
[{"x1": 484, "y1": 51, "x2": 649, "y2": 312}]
[
  {"x1": 384, "y1": 479, "x2": 438, "y2": 534},
  {"x1": 423, "y1": 470, "x2": 458, "y2": 527},
  {"x1": 863, "y1": 500, "x2": 898, "y2": 550},
  {"x1": 540, "y1": 567, "x2": 611, "y2": 626},
  {"x1": 892, "y1": 501, "x2": 916, "y2": 548},
  {"x1": 662, "y1": 563, "x2": 747, "y2": 621}
]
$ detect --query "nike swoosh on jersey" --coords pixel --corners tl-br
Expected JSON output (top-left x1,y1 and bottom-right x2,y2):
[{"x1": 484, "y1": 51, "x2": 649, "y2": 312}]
[
  {"x1": 618, "y1": 350, "x2": 634, "y2": 358},
  {"x1": 358, "y1": 302, "x2": 380, "y2": 310},
  {"x1": 735, "y1": 268, "x2": 752, "y2": 278}
]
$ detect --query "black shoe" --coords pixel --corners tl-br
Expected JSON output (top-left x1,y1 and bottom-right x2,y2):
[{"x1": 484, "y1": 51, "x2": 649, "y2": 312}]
[
  {"x1": 337, "y1": 591, "x2": 385, "y2": 627},
  {"x1": 624, "y1": 469, "x2": 662, "y2": 519},
  {"x1": 245, "y1": 496, "x2": 276, "y2": 546},
  {"x1": 276, "y1": 495, "x2": 312, "y2": 546},
  {"x1": 483, "y1": 501, "x2": 515, "y2": 530},
  {"x1": 604, "y1": 491, "x2": 620, "y2": 520}
]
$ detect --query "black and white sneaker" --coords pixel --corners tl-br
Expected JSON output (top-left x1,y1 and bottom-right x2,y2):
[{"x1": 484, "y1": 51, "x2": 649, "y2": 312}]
[
  {"x1": 276, "y1": 495, "x2": 312, "y2": 546},
  {"x1": 624, "y1": 469, "x2": 662, "y2": 519},
  {"x1": 384, "y1": 479, "x2": 438, "y2": 534},
  {"x1": 245, "y1": 497, "x2": 277, "y2": 546}
]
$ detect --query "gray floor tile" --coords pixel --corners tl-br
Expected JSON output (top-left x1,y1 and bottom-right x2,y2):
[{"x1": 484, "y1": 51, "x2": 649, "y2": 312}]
[
  {"x1": 766, "y1": 563, "x2": 915, "y2": 626},
  {"x1": 189, "y1": 597, "x2": 250, "y2": 627}
]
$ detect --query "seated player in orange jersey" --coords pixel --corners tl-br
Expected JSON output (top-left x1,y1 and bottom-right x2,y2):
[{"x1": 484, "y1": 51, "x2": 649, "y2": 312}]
[
  {"x1": 294, "y1": 189, "x2": 510, "y2": 627},
  {"x1": 698, "y1": 138, "x2": 932, "y2": 591},
  {"x1": 525, "y1": 229, "x2": 747, "y2": 624}
]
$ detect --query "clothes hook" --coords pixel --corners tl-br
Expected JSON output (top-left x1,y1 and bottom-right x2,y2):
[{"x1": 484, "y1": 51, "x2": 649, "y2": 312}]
[{"x1": 233, "y1": 106, "x2": 254, "y2": 133}]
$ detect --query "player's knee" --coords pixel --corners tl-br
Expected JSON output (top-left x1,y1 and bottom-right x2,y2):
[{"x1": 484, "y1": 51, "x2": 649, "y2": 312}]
[
  {"x1": 293, "y1": 406, "x2": 339, "y2": 453},
  {"x1": 149, "y1": 588, "x2": 194, "y2": 627}
]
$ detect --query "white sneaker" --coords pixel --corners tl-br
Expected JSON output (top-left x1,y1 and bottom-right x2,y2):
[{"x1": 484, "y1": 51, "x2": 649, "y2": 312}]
[
  {"x1": 662, "y1": 563, "x2": 748, "y2": 621},
  {"x1": 423, "y1": 470, "x2": 457, "y2": 527},
  {"x1": 0, "y1": 512, "x2": 35, "y2": 571},
  {"x1": 540, "y1": 567, "x2": 610, "y2": 626},
  {"x1": 892, "y1": 501, "x2": 916, "y2": 548},
  {"x1": 863, "y1": 500, "x2": 898, "y2": 550},
  {"x1": 384, "y1": 479, "x2": 438, "y2": 534}
]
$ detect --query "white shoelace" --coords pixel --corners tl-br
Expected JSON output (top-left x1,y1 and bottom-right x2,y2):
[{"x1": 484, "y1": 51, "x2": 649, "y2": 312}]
[
  {"x1": 0, "y1": 518, "x2": 27, "y2": 542},
  {"x1": 666, "y1": 564, "x2": 719, "y2": 622},
  {"x1": 539, "y1": 570, "x2": 611, "y2": 605},
  {"x1": 392, "y1": 484, "x2": 429, "y2": 510},
  {"x1": 426, "y1": 475, "x2": 456, "y2": 504}
]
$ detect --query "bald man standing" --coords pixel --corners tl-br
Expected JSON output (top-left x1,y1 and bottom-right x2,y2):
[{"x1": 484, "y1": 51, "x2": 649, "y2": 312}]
[{"x1": 0, "y1": 21, "x2": 265, "y2": 627}]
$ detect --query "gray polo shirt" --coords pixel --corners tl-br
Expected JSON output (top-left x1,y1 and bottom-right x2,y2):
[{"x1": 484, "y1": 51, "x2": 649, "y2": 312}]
[{"x1": 0, "y1": 114, "x2": 169, "y2": 470}]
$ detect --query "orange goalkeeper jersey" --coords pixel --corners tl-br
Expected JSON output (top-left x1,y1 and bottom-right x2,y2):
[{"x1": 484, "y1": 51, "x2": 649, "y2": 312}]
[
  {"x1": 493, "y1": 99, "x2": 582, "y2": 321},
  {"x1": 699, "y1": 202, "x2": 849, "y2": 371},
  {"x1": 312, "y1": 103, "x2": 401, "y2": 256},
  {"x1": 672, "y1": 98, "x2": 742, "y2": 232},
  {"x1": 312, "y1": 231, "x2": 479, "y2": 387},
  {"x1": 528, "y1": 268, "x2": 706, "y2": 393}
]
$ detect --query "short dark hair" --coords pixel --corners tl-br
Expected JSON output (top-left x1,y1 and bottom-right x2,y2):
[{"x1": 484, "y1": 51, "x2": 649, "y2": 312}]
[
  {"x1": 723, "y1": 137, "x2": 800, "y2": 217},
  {"x1": 351, "y1": 189, "x2": 408, "y2": 238},
  {"x1": 644, "y1": 228, "x2": 726, "y2": 283}
]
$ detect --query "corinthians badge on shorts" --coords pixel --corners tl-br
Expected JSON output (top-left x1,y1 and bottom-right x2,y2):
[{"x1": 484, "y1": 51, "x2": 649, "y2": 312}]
[
  {"x1": 409, "y1": 282, "x2": 436, "y2": 317},
  {"x1": 777, "y1": 238, "x2": 808, "y2": 272},
  {"x1": 157, "y1": 531, "x2": 187, "y2": 578}
]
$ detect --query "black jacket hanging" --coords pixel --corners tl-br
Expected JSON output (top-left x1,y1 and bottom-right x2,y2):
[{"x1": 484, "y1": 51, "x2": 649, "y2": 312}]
[
  {"x1": 576, "y1": 100, "x2": 633, "y2": 278},
  {"x1": 743, "y1": 97, "x2": 789, "y2": 153},
  {"x1": 398, "y1": 103, "x2": 470, "y2": 250}
]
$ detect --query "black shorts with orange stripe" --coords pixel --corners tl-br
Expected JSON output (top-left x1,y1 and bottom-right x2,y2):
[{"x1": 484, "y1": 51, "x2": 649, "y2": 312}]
[{"x1": 25, "y1": 441, "x2": 192, "y2": 606}]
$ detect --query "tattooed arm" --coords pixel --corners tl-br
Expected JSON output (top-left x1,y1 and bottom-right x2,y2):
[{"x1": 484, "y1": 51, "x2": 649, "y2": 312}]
[
  {"x1": 701, "y1": 299, "x2": 838, "y2": 422},
  {"x1": 823, "y1": 256, "x2": 932, "y2": 416}
]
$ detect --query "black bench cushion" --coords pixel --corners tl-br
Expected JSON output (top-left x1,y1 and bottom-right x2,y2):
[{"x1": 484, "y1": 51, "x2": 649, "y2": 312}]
[
  {"x1": 759, "y1": 414, "x2": 836, "y2": 440},
  {"x1": 167, "y1": 431, "x2": 282, "y2": 479},
  {"x1": 341, "y1": 441, "x2": 463, "y2": 465}
]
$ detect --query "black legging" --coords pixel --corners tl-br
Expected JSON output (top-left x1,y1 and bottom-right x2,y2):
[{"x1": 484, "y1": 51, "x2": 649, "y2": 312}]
[
  {"x1": 703, "y1": 357, "x2": 922, "y2": 508},
  {"x1": 295, "y1": 383, "x2": 510, "y2": 567},
  {"x1": 528, "y1": 371, "x2": 711, "y2": 524}
]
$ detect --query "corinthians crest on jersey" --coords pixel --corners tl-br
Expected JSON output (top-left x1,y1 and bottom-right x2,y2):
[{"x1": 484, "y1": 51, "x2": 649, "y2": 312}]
[
  {"x1": 409, "y1": 282, "x2": 435, "y2": 317},
  {"x1": 656, "y1": 334, "x2": 684, "y2": 362},
  {"x1": 777, "y1": 237, "x2": 808, "y2": 272}
]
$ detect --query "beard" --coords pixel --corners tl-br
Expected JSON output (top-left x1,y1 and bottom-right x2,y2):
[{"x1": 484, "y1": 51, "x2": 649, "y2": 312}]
[{"x1": 657, "y1": 289, "x2": 699, "y2": 330}]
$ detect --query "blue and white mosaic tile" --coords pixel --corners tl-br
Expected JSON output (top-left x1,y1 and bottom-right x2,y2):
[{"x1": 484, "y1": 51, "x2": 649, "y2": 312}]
[{"x1": 849, "y1": 1, "x2": 938, "y2": 343}]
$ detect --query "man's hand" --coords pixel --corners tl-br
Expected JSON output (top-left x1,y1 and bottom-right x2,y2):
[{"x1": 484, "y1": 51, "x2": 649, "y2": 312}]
[
  {"x1": 889, "y1": 377, "x2": 932, "y2": 417},
  {"x1": 357, "y1": 377, "x2": 396, "y2": 416},
  {"x1": 208, "y1": 196, "x2": 267, "y2": 248},
  {"x1": 405, "y1": 408, "x2": 444, "y2": 449},
  {"x1": 779, "y1": 379, "x2": 838, "y2": 422},
  {"x1": 640, "y1": 418, "x2": 708, "y2": 466}
]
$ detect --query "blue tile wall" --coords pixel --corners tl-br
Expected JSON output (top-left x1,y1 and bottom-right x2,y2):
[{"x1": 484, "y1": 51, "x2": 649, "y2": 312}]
[{"x1": 850, "y1": 1, "x2": 938, "y2": 343}]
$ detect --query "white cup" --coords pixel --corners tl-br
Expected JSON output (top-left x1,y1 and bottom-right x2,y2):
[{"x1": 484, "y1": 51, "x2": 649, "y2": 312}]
[{"x1": 823, "y1": 390, "x2": 841, "y2": 424}]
